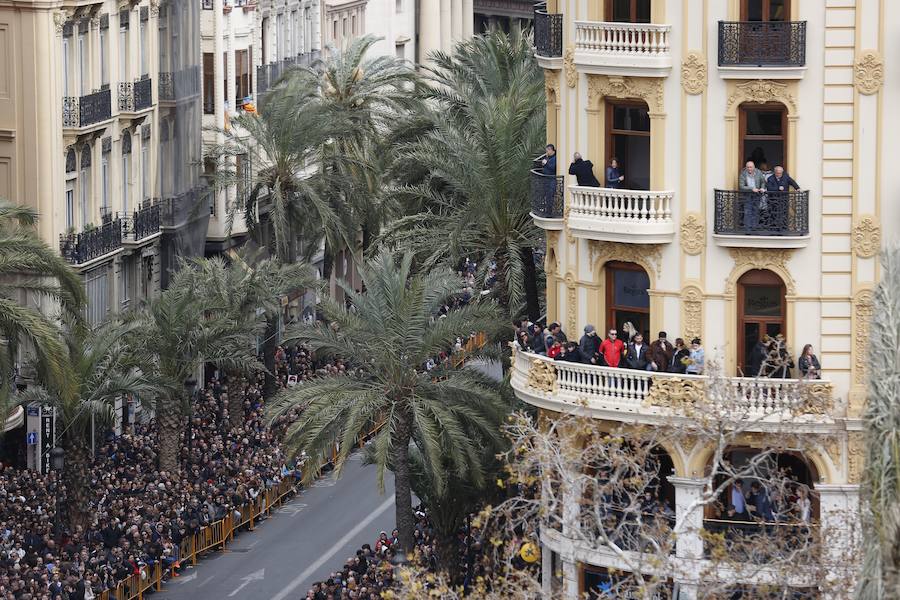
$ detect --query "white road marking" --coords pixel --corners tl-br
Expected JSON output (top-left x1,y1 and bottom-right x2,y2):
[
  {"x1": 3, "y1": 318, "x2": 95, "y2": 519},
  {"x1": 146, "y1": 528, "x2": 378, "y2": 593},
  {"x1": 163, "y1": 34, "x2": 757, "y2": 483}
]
[
  {"x1": 279, "y1": 503, "x2": 308, "y2": 517},
  {"x1": 227, "y1": 568, "x2": 265, "y2": 597},
  {"x1": 175, "y1": 571, "x2": 198, "y2": 584},
  {"x1": 198, "y1": 574, "x2": 216, "y2": 587},
  {"x1": 268, "y1": 495, "x2": 395, "y2": 600}
]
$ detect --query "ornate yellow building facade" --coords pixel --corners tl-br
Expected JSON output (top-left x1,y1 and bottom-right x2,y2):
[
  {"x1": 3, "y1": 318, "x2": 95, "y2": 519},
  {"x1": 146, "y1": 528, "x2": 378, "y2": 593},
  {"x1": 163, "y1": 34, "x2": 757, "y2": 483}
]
[{"x1": 517, "y1": 0, "x2": 898, "y2": 597}]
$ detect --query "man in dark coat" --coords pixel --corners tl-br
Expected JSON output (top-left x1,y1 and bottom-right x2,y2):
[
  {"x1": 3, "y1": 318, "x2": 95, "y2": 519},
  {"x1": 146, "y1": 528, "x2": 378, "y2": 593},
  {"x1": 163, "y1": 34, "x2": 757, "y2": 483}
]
[{"x1": 568, "y1": 153, "x2": 601, "y2": 187}]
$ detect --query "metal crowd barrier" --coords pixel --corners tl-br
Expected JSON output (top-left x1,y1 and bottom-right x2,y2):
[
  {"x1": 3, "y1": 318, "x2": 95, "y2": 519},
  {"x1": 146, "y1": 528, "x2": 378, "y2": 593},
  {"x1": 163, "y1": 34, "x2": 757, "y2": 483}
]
[{"x1": 96, "y1": 479, "x2": 298, "y2": 599}]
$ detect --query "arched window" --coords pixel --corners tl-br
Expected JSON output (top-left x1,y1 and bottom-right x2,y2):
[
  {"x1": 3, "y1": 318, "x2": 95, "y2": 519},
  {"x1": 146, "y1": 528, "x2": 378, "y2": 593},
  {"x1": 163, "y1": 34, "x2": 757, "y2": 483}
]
[{"x1": 737, "y1": 269, "x2": 786, "y2": 376}]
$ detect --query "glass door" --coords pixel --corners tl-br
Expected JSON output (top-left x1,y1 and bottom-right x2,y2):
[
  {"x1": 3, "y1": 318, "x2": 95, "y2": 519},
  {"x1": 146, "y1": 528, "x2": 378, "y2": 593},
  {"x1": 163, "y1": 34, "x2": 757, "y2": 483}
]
[{"x1": 737, "y1": 270, "x2": 786, "y2": 376}]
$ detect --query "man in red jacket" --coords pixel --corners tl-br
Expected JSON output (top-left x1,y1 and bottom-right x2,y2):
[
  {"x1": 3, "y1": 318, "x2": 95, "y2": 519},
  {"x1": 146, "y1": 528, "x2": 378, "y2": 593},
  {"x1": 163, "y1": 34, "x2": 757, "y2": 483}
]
[{"x1": 599, "y1": 329, "x2": 625, "y2": 367}]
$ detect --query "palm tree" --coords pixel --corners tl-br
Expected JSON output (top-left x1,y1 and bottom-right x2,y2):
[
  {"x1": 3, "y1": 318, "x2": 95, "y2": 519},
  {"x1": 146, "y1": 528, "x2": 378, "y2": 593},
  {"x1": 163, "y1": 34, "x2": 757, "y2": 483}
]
[
  {"x1": 25, "y1": 318, "x2": 159, "y2": 526},
  {"x1": 182, "y1": 251, "x2": 317, "y2": 425},
  {"x1": 126, "y1": 259, "x2": 267, "y2": 472},
  {"x1": 267, "y1": 250, "x2": 508, "y2": 550},
  {"x1": 207, "y1": 71, "x2": 349, "y2": 263},
  {"x1": 857, "y1": 246, "x2": 900, "y2": 599},
  {"x1": 386, "y1": 29, "x2": 546, "y2": 320},
  {"x1": 0, "y1": 200, "x2": 85, "y2": 402}
]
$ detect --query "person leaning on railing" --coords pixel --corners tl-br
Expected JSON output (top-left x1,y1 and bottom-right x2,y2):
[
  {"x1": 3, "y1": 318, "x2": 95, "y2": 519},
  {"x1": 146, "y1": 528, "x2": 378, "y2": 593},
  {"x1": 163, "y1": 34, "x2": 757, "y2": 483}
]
[
  {"x1": 765, "y1": 165, "x2": 801, "y2": 232},
  {"x1": 739, "y1": 161, "x2": 768, "y2": 230}
]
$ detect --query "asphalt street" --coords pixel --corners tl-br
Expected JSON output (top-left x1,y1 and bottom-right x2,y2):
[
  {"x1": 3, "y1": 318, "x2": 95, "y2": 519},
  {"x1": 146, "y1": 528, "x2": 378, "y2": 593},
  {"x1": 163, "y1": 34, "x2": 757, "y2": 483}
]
[{"x1": 158, "y1": 453, "x2": 396, "y2": 600}]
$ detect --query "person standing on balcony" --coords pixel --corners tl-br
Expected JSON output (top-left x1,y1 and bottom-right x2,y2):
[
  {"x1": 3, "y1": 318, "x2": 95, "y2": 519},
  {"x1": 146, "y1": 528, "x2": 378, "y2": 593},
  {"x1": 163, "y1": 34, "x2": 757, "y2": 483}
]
[
  {"x1": 668, "y1": 338, "x2": 690, "y2": 374},
  {"x1": 766, "y1": 166, "x2": 801, "y2": 232},
  {"x1": 541, "y1": 144, "x2": 557, "y2": 175},
  {"x1": 605, "y1": 158, "x2": 624, "y2": 188},
  {"x1": 648, "y1": 331, "x2": 674, "y2": 372},
  {"x1": 739, "y1": 161, "x2": 767, "y2": 230},
  {"x1": 749, "y1": 335, "x2": 770, "y2": 377},
  {"x1": 599, "y1": 329, "x2": 625, "y2": 368},
  {"x1": 626, "y1": 333, "x2": 650, "y2": 370},
  {"x1": 579, "y1": 325, "x2": 601, "y2": 361},
  {"x1": 568, "y1": 153, "x2": 601, "y2": 187},
  {"x1": 728, "y1": 479, "x2": 749, "y2": 521},
  {"x1": 685, "y1": 338, "x2": 705, "y2": 375},
  {"x1": 798, "y1": 344, "x2": 821, "y2": 379},
  {"x1": 544, "y1": 322, "x2": 567, "y2": 351}
]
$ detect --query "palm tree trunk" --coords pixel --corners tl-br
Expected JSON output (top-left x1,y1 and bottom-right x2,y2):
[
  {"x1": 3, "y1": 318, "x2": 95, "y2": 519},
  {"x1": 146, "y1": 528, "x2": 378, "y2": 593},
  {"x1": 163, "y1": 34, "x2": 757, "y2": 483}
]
[
  {"x1": 157, "y1": 407, "x2": 182, "y2": 472},
  {"x1": 392, "y1": 410, "x2": 415, "y2": 551},
  {"x1": 521, "y1": 246, "x2": 541, "y2": 322},
  {"x1": 262, "y1": 316, "x2": 279, "y2": 398},
  {"x1": 63, "y1": 436, "x2": 91, "y2": 528},
  {"x1": 493, "y1": 251, "x2": 512, "y2": 316}
]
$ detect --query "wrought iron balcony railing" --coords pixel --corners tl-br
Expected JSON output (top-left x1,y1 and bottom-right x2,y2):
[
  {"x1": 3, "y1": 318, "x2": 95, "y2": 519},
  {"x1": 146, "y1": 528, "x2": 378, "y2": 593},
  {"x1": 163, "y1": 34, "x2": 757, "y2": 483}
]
[
  {"x1": 718, "y1": 21, "x2": 807, "y2": 67},
  {"x1": 59, "y1": 218, "x2": 124, "y2": 265},
  {"x1": 161, "y1": 187, "x2": 210, "y2": 228},
  {"x1": 530, "y1": 169, "x2": 564, "y2": 219},
  {"x1": 158, "y1": 72, "x2": 174, "y2": 101},
  {"x1": 134, "y1": 78, "x2": 152, "y2": 110},
  {"x1": 258, "y1": 50, "x2": 321, "y2": 97},
  {"x1": 714, "y1": 189, "x2": 809, "y2": 237},
  {"x1": 534, "y1": 2, "x2": 563, "y2": 58},
  {"x1": 123, "y1": 202, "x2": 161, "y2": 242},
  {"x1": 119, "y1": 79, "x2": 153, "y2": 112},
  {"x1": 62, "y1": 89, "x2": 112, "y2": 128}
]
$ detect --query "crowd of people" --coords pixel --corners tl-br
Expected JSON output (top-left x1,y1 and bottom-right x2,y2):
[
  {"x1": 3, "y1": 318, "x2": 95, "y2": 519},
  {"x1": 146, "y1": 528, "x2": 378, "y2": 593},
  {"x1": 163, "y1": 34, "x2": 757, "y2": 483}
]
[
  {"x1": 0, "y1": 345, "x2": 348, "y2": 600},
  {"x1": 304, "y1": 506, "x2": 498, "y2": 600},
  {"x1": 516, "y1": 320, "x2": 822, "y2": 380},
  {"x1": 515, "y1": 320, "x2": 706, "y2": 375}
]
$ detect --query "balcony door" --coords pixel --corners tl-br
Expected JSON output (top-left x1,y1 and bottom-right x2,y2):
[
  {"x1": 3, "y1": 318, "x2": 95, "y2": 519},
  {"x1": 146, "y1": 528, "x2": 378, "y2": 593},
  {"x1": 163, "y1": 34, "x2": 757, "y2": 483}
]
[
  {"x1": 605, "y1": 261, "x2": 650, "y2": 341},
  {"x1": 737, "y1": 269, "x2": 785, "y2": 376},
  {"x1": 606, "y1": 101, "x2": 650, "y2": 190},
  {"x1": 606, "y1": 0, "x2": 651, "y2": 23},
  {"x1": 739, "y1": 103, "x2": 786, "y2": 173},
  {"x1": 742, "y1": 0, "x2": 789, "y2": 21}
]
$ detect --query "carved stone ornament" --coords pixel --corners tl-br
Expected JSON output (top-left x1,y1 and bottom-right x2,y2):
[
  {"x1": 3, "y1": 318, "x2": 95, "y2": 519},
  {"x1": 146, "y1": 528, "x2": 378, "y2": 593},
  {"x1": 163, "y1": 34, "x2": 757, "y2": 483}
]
[
  {"x1": 149, "y1": 0, "x2": 161, "y2": 17},
  {"x1": 726, "y1": 80, "x2": 797, "y2": 115},
  {"x1": 563, "y1": 47, "x2": 577, "y2": 88},
  {"x1": 564, "y1": 272, "x2": 577, "y2": 335},
  {"x1": 792, "y1": 382, "x2": 834, "y2": 416},
  {"x1": 681, "y1": 51, "x2": 707, "y2": 95},
  {"x1": 847, "y1": 432, "x2": 864, "y2": 483},
  {"x1": 53, "y1": 11, "x2": 68, "y2": 34},
  {"x1": 588, "y1": 74, "x2": 664, "y2": 114},
  {"x1": 681, "y1": 284, "x2": 703, "y2": 342},
  {"x1": 679, "y1": 212, "x2": 705, "y2": 255},
  {"x1": 854, "y1": 50, "x2": 884, "y2": 95},
  {"x1": 544, "y1": 71, "x2": 559, "y2": 106},
  {"x1": 644, "y1": 377, "x2": 704, "y2": 410},
  {"x1": 853, "y1": 289, "x2": 875, "y2": 385},
  {"x1": 589, "y1": 240, "x2": 661, "y2": 281},
  {"x1": 852, "y1": 215, "x2": 881, "y2": 258},
  {"x1": 526, "y1": 359, "x2": 557, "y2": 393},
  {"x1": 725, "y1": 248, "x2": 796, "y2": 295}
]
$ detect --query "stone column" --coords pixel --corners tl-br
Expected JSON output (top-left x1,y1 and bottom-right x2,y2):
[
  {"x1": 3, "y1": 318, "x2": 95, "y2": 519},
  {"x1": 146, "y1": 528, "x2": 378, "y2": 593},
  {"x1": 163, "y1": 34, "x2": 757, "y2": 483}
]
[
  {"x1": 418, "y1": 0, "x2": 441, "y2": 64},
  {"x1": 439, "y1": 0, "x2": 452, "y2": 53},
  {"x1": 541, "y1": 543, "x2": 552, "y2": 599},
  {"x1": 816, "y1": 484, "x2": 860, "y2": 600},
  {"x1": 670, "y1": 476, "x2": 705, "y2": 598},
  {"x1": 461, "y1": 0, "x2": 473, "y2": 38},
  {"x1": 450, "y1": 0, "x2": 463, "y2": 44}
]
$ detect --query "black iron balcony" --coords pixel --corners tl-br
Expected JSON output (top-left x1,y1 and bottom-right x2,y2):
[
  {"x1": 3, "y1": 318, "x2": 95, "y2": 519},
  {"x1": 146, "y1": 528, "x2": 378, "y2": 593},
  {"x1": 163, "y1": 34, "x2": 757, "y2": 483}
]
[
  {"x1": 62, "y1": 89, "x2": 112, "y2": 128},
  {"x1": 714, "y1": 189, "x2": 809, "y2": 236},
  {"x1": 158, "y1": 72, "x2": 174, "y2": 101},
  {"x1": 703, "y1": 519, "x2": 819, "y2": 564},
  {"x1": 59, "y1": 218, "x2": 124, "y2": 265},
  {"x1": 530, "y1": 169, "x2": 564, "y2": 219},
  {"x1": 134, "y1": 78, "x2": 152, "y2": 110},
  {"x1": 119, "y1": 79, "x2": 153, "y2": 112},
  {"x1": 718, "y1": 21, "x2": 807, "y2": 67},
  {"x1": 161, "y1": 187, "x2": 210, "y2": 228},
  {"x1": 125, "y1": 202, "x2": 161, "y2": 241},
  {"x1": 534, "y1": 2, "x2": 563, "y2": 58}
]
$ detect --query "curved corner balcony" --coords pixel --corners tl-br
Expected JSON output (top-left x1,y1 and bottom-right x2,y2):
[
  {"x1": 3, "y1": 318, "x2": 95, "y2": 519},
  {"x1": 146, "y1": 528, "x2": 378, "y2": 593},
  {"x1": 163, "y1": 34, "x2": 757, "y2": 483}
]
[
  {"x1": 510, "y1": 349, "x2": 836, "y2": 428},
  {"x1": 713, "y1": 189, "x2": 810, "y2": 249},
  {"x1": 534, "y1": 2, "x2": 563, "y2": 69},
  {"x1": 530, "y1": 170, "x2": 564, "y2": 230},
  {"x1": 567, "y1": 186, "x2": 675, "y2": 244},
  {"x1": 573, "y1": 21, "x2": 672, "y2": 77}
]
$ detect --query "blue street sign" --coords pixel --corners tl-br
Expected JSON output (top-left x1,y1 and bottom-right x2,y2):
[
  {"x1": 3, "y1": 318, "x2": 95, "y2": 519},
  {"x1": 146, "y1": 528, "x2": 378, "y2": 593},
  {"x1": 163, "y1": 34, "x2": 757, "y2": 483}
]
[{"x1": 26, "y1": 432, "x2": 37, "y2": 445}]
